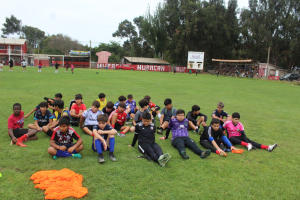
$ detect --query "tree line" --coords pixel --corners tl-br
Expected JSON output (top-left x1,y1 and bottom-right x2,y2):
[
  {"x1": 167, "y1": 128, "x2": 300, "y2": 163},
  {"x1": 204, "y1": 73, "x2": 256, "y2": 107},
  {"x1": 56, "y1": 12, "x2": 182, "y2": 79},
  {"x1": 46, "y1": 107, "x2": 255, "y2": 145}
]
[
  {"x1": 113, "y1": 0, "x2": 299, "y2": 68},
  {"x1": 2, "y1": 0, "x2": 299, "y2": 68}
]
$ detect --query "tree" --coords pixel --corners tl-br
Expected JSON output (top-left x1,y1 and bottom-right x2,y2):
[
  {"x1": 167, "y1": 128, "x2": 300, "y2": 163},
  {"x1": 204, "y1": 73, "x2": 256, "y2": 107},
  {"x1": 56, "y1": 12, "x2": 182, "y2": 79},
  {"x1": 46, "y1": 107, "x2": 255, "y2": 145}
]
[
  {"x1": 140, "y1": 3, "x2": 168, "y2": 59},
  {"x1": 112, "y1": 20, "x2": 137, "y2": 40},
  {"x1": 21, "y1": 25, "x2": 45, "y2": 48},
  {"x1": 1, "y1": 15, "x2": 22, "y2": 37}
]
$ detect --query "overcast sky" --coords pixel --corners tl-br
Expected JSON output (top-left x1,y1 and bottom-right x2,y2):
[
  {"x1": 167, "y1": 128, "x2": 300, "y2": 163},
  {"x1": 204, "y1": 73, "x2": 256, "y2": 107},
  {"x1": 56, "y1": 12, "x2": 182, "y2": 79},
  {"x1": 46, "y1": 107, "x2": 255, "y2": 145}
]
[{"x1": 0, "y1": 0, "x2": 249, "y2": 47}]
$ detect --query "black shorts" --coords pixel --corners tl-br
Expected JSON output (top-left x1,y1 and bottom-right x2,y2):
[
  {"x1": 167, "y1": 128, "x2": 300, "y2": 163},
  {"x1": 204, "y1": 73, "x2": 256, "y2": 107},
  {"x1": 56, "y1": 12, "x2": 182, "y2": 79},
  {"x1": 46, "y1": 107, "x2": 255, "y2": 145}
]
[
  {"x1": 38, "y1": 122, "x2": 48, "y2": 127},
  {"x1": 54, "y1": 143, "x2": 75, "y2": 149},
  {"x1": 190, "y1": 120, "x2": 197, "y2": 126},
  {"x1": 82, "y1": 125, "x2": 95, "y2": 131},
  {"x1": 55, "y1": 67, "x2": 58, "y2": 69},
  {"x1": 13, "y1": 128, "x2": 28, "y2": 138},
  {"x1": 22, "y1": 66, "x2": 26, "y2": 68},
  {"x1": 114, "y1": 123, "x2": 123, "y2": 131}
]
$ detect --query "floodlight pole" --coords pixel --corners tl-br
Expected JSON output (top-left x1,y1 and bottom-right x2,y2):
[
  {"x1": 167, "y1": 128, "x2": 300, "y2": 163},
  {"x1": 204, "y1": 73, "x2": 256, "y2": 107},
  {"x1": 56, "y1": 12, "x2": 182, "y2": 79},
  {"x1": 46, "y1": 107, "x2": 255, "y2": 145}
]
[
  {"x1": 89, "y1": 40, "x2": 91, "y2": 69},
  {"x1": 266, "y1": 47, "x2": 270, "y2": 79}
]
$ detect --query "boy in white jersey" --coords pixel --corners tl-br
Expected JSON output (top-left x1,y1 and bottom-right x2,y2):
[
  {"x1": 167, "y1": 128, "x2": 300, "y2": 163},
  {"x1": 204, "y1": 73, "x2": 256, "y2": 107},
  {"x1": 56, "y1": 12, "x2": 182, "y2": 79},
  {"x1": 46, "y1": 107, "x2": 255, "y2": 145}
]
[{"x1": 80, "y1": 101, "x2": 103, "y2": 136}]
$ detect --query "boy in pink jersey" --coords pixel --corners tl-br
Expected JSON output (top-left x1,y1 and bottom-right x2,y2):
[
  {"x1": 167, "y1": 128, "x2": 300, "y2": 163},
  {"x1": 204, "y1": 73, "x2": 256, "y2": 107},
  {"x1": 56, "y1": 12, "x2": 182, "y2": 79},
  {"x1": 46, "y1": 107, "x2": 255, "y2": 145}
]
[{"x1": 224, "y1": 112, "x2": 277, "y2": 152}]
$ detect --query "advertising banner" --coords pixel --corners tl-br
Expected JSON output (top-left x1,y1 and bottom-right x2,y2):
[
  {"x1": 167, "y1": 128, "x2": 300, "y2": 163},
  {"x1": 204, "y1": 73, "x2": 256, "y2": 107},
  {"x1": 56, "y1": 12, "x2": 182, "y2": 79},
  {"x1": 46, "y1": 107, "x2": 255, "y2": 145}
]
[
  {"x1": 70, "y1": 50, "x2": 90, "y2": 56},
  {"x1": 187, "y1": 51, "x2": 204, "y2": 70}
]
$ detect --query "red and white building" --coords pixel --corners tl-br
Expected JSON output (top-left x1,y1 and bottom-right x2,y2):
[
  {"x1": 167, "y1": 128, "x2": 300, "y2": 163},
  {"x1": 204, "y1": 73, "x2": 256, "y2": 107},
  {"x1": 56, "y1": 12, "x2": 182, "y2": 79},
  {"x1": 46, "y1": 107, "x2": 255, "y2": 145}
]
[{"x1": 0, "y1": 38, "x2": 28, "y2": 66}]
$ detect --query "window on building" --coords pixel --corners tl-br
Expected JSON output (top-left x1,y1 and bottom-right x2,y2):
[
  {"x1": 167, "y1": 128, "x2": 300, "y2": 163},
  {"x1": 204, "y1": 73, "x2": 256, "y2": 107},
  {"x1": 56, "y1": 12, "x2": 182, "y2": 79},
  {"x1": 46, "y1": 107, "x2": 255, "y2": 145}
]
[
  {"x1": 14, "y1": 46, "x2": 21, "y2": 50},
  {"x1": 0, "y1": 46, "x2": 4, "y2": 49}
]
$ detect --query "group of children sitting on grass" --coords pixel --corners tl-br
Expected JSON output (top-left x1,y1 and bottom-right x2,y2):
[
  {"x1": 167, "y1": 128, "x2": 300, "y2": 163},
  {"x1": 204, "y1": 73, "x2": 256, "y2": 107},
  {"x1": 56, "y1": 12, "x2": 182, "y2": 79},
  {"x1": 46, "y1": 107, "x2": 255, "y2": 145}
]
[{"x1": 7, "y1": 93, "x2": 277, "y2": 167}]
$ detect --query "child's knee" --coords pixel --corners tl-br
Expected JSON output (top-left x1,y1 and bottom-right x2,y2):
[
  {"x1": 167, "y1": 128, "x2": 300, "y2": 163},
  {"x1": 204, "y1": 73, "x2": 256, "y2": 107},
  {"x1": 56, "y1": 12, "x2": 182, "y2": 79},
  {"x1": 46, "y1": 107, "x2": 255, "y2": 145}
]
[
  {"x1": 77, "y1": 144, "x2": 84, "y2": 152},
  {"x1": 47, "y1": 147, "x2": 56, "y2": 155}
]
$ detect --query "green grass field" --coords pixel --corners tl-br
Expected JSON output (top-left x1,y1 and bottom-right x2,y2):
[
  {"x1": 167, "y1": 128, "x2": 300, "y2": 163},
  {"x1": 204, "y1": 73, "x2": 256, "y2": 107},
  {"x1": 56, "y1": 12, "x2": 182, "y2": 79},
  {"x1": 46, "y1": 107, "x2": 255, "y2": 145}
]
[{"x1": 0, "y1": 66, "x2": 299, "y2": 200}]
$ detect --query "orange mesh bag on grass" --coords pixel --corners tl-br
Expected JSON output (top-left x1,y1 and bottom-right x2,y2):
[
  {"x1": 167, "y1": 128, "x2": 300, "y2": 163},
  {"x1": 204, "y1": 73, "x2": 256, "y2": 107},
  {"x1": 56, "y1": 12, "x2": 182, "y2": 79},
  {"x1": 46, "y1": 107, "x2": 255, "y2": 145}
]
[
  {"x1": 232, "y1": 149, "x2": 244, "y2": 154},
  {"x1": 30, "y1": 168, "x2": 88, "y2": 199}
]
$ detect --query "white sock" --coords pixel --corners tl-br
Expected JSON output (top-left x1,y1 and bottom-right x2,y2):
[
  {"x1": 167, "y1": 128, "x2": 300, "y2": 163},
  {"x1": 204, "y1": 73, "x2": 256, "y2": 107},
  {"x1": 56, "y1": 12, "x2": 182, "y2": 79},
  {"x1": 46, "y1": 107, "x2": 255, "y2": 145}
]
[{"x1": 157, "y1": 113, "x2": 161, "y2": 119}]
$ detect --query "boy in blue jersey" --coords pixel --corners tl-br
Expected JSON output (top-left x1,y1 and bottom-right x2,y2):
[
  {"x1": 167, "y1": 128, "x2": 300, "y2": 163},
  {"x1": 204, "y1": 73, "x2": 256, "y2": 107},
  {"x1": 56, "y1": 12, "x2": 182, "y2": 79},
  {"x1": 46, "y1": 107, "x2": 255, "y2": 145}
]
[
  {"x1": 200, "y1": 119, "x2": 239, "y2": 157},
  {"x1": 102, "y1": 101, "x2": 115, "y2": 117},
  {"x1": 28, "y1": 101, "x2": 53, "y2": 133},
  {"x1": 92, "y1": 114, "x2": 117, "y2": 163},
  {"x1": 44, "y1": 100, "x2": 70, "y2": 136},
  {"x1": 212, "y1": 102, "x2": 231, "y2": 129},
  {"x1": 24, "y1": 93, "x2": 63, "y2": 118},
  {"x1": 159, "y1": 109, "x2": 211, "y2": 159},
  {"x1": 126, "y1": 94, "x2": 139, "y2": 114}
]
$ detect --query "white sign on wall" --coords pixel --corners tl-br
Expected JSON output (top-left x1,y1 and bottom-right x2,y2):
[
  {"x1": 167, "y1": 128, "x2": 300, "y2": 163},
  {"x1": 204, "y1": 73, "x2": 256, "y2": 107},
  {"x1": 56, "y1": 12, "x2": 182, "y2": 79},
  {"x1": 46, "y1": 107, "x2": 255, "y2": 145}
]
[{"x1": 187, "y1": 51, "x2": 205, "y2": 70}]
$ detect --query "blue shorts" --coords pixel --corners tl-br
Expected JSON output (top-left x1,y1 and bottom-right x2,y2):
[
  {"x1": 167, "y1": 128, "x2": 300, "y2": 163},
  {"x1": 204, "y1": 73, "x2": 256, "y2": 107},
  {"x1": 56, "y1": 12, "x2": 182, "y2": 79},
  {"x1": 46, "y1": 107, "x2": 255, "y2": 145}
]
[{"x1": 39, "y1": 66, "x2": 42, "y2": 68}]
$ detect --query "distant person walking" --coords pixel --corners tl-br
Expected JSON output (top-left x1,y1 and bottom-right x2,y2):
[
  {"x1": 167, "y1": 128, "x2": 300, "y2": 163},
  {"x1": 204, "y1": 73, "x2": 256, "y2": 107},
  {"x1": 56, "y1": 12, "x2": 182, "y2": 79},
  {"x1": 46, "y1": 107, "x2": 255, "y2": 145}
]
[
  {"x1": 196, "y1": 70, "x2": 198, "y2": 76},
  {"x1": 0, "y1": 59, "x2": 3, "y2": 71},
  {"x1": 9, "y1": 59, "x2": 13, "y2": 71},
  {"x1": 54, "y1": 62, "x2": 60, "y2": 73},
  {"x1": 71, "y1": 62, "x2": 74, "y2": 74},
  {"x1": 217, "y1": 71, "x2": 219, "y2": 77},
  {"x1": 189, "y1": 69, "x2": 192, "y2": 76},
  {"x1": 21, "y1": 59, "x2": 27, "y2": 73},
  {"x1": 38, "y1": 61, "x2": 42, "y2": 73},
  {"x1": 65, "y1": 61, "x2": 69, "y2": 73},
  {"x1": 173, "y1": 68, "x2": 176, "y2": 75}
]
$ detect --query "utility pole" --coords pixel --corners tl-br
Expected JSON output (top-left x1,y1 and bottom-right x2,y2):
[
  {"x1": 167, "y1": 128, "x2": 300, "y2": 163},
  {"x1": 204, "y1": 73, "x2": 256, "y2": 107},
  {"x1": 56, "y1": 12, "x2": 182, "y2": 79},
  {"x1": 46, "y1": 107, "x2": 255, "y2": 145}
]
[
  {"x1": 89, "y1": 40, "x2": 91, "y2": 69},
  {"x1": 37, "y1": 40, "x2": 39, "y2": 67},
  {"x1": 266, "y1": 47, "x2": 270, "y2": 79}
]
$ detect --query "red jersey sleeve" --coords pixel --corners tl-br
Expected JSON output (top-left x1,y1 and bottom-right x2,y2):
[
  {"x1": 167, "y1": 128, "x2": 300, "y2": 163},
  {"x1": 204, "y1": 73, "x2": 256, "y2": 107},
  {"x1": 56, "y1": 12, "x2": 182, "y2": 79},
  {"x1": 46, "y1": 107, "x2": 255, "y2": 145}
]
[
  {"x1": 7, "y1": 115, "x2": 14, "y2": 129},
  {"x1": 51, "y1": 127, "x2": 59, "y2": 140}
]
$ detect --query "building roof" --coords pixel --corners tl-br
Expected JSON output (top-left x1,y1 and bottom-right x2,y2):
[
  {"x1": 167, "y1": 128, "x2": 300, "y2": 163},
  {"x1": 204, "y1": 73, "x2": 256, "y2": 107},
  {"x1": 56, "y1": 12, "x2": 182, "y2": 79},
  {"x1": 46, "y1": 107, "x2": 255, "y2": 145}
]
[
  {"x1": 0, "y1": 38, "x2": 27, "y2": 45},
  {"x1": 212, "y1": 59, "x2": 256, "y2": 63},
  {"x1": 124, "y1": 57, "x2": 170, "y2": 65}
]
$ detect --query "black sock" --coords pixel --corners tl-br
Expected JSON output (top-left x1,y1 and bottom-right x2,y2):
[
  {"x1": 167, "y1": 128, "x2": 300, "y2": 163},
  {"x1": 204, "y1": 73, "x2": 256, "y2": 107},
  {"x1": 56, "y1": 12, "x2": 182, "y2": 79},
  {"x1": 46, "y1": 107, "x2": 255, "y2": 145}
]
[{"x1": 46, "y1": 129, "x2": 53, "y2": 136}]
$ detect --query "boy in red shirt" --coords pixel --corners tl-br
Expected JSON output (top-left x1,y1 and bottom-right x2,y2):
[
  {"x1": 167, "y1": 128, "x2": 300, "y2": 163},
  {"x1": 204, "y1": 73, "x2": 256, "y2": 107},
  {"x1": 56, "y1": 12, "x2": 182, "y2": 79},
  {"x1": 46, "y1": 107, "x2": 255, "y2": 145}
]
[
  {"x1": 70, "y1": 94, "x2": 86, "y2": 126},
  {"x1": 8, "y1": 103, "x2": 38, "y2": 147},
  {"x1": 109, "y1": 102, "x2": 130, "y2": 137}
]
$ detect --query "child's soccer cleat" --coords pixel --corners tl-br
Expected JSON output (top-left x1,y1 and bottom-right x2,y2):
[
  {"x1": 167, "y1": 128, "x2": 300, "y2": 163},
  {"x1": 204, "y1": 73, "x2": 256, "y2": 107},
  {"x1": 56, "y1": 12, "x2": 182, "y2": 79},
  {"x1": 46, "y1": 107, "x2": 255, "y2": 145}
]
[
  {"x1": 152, "y1": 118, "x2": 156, "y2": 123},
  {"x1": 71, "y1": 154, "x2": 81, "y2": 158},
  {"x1": 117, "y1": 133, "x2": 125, "y2": 137},
  {"x1": 16, "y1": 137, "x2": 27, "y2": 147},
  {"x1": 157, "y1": 128, "x2": 163, "y2": 134},
  {"x1": 268, "y1": 143, "x2": 277, "y2": 152},
  {"x1": 158, "y1": 155, "x2": 165, "y2": 167},
  {"x1": 198, "y1": 129, "x2": 203, "y2": 135},
  {"x1": 108, "y1": 153, "x2": 117, "y2": 161},
  {"x1": 246, "y1": 143, "x2": 253, "y2": 151},
  {"x1": 220, "y1": 151, "x2": 227, "y2": 157},
  {"x1": 180, "y1": 150, "x2": 189, "y2": 159},
  {"x1": 194, "y1": 126, "x2": 199, "y2": 134},
  {"x1": 53, "y1": 156, "x2": 58, "y2": 160},
  {"x1": 161, "y1": 153, "x2": 172, "y2": 166},
  {"x1": 200, "y1": 149, "x2": 211, "y2": 159},
  {"x1": 98, "y1": 153, "x2": 105, "y2": 163}
]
